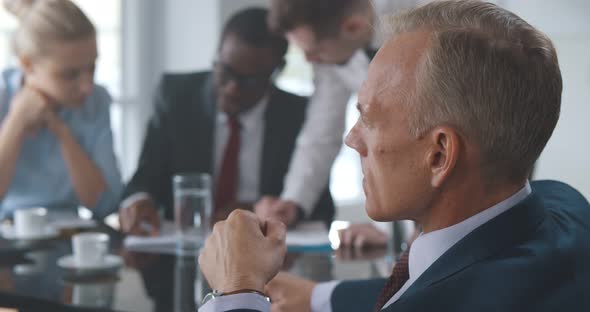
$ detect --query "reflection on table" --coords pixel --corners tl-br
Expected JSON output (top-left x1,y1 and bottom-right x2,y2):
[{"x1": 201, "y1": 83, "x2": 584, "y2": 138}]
[{"x1": 0, "y1": 222, "x2": 394, "y2": 312}]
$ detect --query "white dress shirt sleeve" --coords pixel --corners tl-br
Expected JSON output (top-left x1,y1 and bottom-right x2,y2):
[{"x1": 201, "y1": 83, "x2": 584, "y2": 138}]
[
  {"x1": 311, "y1": 280, "x2": 341, "y2": 312},
  {"x1": 119, "y1": 192, "x2": 152, "y2": 210},
  {"x1": 198, "y1": 293, "x2": 270, "y2": 312},
  {"x1": 281, "y1": 65, "x2": 352, "y2": 215}
]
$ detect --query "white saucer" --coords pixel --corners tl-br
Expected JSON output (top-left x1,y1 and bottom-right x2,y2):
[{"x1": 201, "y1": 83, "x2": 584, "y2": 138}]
[
  {"x1": 57, "y1": 254, "x2": 123, "y2": 271},
  {"x1": 1, "y1": 225, "x2": 59, "y2": 241}
]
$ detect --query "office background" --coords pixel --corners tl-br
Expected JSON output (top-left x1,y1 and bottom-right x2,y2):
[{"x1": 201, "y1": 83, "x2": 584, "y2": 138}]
[{"x1": 1, "y1": 0, "x2": 588, "y2": 223}]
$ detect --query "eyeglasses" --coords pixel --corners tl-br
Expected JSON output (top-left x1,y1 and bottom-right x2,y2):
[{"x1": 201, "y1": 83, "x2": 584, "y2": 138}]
[{"x1": 213, "y1": 60, "x2": 280, "y2": 89}]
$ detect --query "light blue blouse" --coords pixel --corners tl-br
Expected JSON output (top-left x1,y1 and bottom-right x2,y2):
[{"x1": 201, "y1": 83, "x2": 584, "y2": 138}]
[{"x1": 0, "y1": 68, "x2": 122, "y2": 219}]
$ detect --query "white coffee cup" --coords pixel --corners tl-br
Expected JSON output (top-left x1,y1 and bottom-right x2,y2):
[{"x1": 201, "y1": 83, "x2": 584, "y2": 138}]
[
  {"x1": 14, "y1": 207, "x2": 48, "y2": 238},
  {"x1": 72, "y1": 232, "x2": 109, "y2": 267}
]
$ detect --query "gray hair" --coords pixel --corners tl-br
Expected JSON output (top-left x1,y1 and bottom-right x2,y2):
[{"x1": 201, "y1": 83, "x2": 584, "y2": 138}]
[
  {"x1": 4, "y1": 0, "x2": 95, "y2": 58},
  {"x1": 384, "y1": 0, "x2": 562, "y2": 182}
]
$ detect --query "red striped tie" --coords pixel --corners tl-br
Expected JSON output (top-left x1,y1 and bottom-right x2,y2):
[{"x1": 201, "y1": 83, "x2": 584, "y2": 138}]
[
  {"x1": 374, "y1": 249, "x2": 410, "y2": 311},
  {"x1": 214, "y1": 117, "x2": 240, "y2": 216}
]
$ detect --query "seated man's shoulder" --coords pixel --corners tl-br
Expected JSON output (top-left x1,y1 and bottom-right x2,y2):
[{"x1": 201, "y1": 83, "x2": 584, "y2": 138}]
[
  {"x1": 160, "y1": 71, "x2": 211, "y2": 91},
  {"x1": 532, "y1": 180, "x2": 590, "y2": 229},
  {"x1": 155, "y1": 71, "x2": 212, "y2": 113},
  {"x1": 269, "y1": 87, "x2": 308, "y2": 121},
  {"x1": 532, "y1": 180, "x2": 589, "y2": 206}
]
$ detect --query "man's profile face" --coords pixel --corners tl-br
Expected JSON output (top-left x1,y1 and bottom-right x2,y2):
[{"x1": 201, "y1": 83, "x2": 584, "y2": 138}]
[
  {"x1": 214, "y1": 33, "x2": 281, "y2": 116},
  {"x1": 345, "y1": 31, "x2": 434, "y2": 222},
  {"x1": 287, "y1": 24, "x2": 358, "y2": 65}
]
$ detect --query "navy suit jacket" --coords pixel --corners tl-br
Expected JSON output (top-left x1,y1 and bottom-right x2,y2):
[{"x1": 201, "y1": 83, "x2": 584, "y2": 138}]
[
  {"x1": 122, "y1": 72, "x2": 334, "y2": 225},
  {"x1": 331, "y1": 180, "x2": 590, "y2": 311}
]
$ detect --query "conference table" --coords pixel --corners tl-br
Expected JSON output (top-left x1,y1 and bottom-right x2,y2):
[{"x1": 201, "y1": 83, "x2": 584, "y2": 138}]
[{"x1": 0, "y1": 222, "x2": 396, "y2": 312}]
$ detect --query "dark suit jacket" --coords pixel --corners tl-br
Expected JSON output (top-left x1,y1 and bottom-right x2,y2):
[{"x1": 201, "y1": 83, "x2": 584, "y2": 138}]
[
  {"x1": 332, "y1": 180, "x2": 590, "y2": 311},
  {"x1": 122, "y1": 71, "x2": 334, "y2": 225}
]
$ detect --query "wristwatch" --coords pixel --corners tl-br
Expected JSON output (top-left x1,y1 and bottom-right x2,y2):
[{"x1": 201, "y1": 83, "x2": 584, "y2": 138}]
[{"x1": 201, "y1": 289, "x2": 271, "y2": 305}]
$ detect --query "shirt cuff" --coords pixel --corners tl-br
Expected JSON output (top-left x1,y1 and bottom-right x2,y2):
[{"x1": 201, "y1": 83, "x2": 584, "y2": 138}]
[
  {"x1": 119, "y1": 192, "x2": 151, "y2": 210},
  {"x1": 198, "y1": 293, "x2": 270, "y2": 312},
  {"x1": 311, "y1": 281, "x2": 340, "y2": 312}
]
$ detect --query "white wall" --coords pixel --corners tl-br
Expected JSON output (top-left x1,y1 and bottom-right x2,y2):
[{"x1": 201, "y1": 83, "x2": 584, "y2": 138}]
[
  {"x1": 220, "y1": 0, "x2": 269, "y2": 24},
  {"x1": 503, "y1": 0, "x2": 590, "y2": 199},
  {"x1": 120, "y1": 0, "x2": 221, "y2": 179},
  {"x1": 164, "y1": 0, "x2": 271, "y2": 72},
  {"x1": 164, "y1": 0, "x2": 220, "y2": 72},
  {"x1": 120, "y1": 0, "x2": 167, "y2": 178},
  {"x1": 122, "y1": 0, "x2": 590, "y2": 202}
]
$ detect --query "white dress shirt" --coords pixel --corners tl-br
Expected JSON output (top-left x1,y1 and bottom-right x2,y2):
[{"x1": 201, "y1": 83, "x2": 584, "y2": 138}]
[
  {"x1": 198, "y1": 181, "x2": 532, "y2": 312},
  {"x1": 213, "y1": 98, "x2": 267, "y2": 203},
  {"x1": 281, "y1": 0, "x2": 418, "y2": 215},
  {"x1": 121, "y1": 98, "x2": 267, "y2": 210},
  {"x1": 200, "y1": 293, "x2": 271, "y2": 312},
  {"x1": 311, "y1": 181, "x2": 532, "y2": 312}
]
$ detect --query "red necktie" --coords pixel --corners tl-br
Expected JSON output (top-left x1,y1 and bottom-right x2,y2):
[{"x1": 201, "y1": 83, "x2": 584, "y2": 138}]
[
  {"x1": 374, "y1": 249, "x2": 410, "y2": 311},
  {"x1": 214, "y1": 117, "x2": 240, "y2": 215}
]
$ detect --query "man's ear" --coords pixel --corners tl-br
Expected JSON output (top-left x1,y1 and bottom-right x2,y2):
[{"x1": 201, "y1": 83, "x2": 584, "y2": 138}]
[
  {"x1": 425, "y1": 126, "x2": 461, "y2": 188},
  {"x1": 19, "y1": 55, "x2": 34, "y2": 75},
  {"x1": 340, "y1": 15, "x2": 369, "y2": 40}
]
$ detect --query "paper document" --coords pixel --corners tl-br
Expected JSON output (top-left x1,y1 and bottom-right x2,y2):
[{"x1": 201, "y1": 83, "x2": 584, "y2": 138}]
[
  {"x1": 124, "y1": 221, "x2": 332, "y2": 254},
  {"x1": 285, "y1": 221, "x2": 331, "y2": 251},
  {"x1": 124, "y1": 221, "x2": 176, "y2": 248},
  {"x1": 50, "y1": 217, "x2": 96, "y2": 230}
]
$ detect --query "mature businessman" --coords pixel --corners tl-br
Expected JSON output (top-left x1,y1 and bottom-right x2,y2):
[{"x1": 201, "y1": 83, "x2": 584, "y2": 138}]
[{"x1": 197, "y1": 1, "x2": 590, "y2": 312}]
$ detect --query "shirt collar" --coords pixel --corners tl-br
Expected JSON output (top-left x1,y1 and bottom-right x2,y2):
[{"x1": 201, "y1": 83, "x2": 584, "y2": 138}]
[
  {"x1": 408, "y1": 181, "x2": 532, "y2": 281},
  {"x1": 217, "y1": 95, "x2": 268, "y2": 131}
]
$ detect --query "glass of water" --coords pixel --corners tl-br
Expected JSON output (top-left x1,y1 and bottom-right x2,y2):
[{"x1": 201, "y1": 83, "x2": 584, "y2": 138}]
[{"x1": 173, "y1": 173, "x2": 212, "y2": 255}]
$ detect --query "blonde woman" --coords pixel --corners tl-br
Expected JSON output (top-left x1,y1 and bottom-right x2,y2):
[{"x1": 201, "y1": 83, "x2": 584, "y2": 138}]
[{"x1": 0, "y1": 0, "x2": 121, "y2": 220}]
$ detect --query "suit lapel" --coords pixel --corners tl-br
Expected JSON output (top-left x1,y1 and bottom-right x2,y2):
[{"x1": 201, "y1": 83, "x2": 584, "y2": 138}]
[
  {"x1": 194, "y1": 73, "x2": 216, "y2": 174},
  {"x1": 259, "y1": 88, "x2": 281, "y2": 193},
  {"x1": 396, "y1": 190, "x2": 547, "y2": 302}
]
